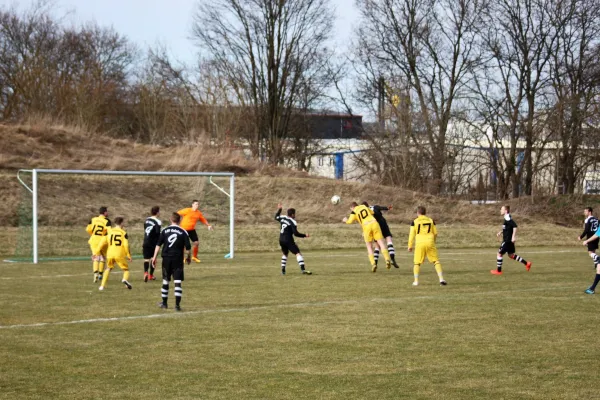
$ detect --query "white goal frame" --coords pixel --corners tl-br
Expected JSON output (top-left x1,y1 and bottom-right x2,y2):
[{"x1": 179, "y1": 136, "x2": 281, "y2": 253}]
[{"x1": 17, "y1": 169, "x2": 235, "y2": 264}]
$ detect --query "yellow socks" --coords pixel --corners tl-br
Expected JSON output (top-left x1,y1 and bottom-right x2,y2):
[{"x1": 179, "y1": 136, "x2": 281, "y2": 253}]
[
  {"x1": 122, "y1": 270, "x2": 130, "y2": 282},
  {"x1": 100, "y1": 269, "x2": 111, "y2": 288},
  {"x1": 413, "y1": 264, "x2": 420, "y2": 284},
  {"x1": 435, "y1": 262, "x2": 444, "y2": 281},
  {"x1": 368, "y1": 254, "x2": 375, "y2": 266},
  {"x1": 381, "y1": 247, "x2": 391, "y2": 262}
]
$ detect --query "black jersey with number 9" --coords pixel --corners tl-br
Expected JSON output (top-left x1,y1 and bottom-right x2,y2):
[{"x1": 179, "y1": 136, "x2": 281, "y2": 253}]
[{"x1": 157, "y1": 225, "x2": 191, "y2": 260}]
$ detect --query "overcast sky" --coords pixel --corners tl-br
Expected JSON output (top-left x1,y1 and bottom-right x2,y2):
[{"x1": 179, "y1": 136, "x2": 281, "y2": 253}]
[{"x1": 1, "y1": 0, "x2": 360, "y2": 64}]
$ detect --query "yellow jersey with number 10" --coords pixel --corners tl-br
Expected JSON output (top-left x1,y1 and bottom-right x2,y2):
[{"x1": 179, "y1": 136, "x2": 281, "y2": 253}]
[{"x1": 346, "y1": 205, "x2": 376, "y2": 227}]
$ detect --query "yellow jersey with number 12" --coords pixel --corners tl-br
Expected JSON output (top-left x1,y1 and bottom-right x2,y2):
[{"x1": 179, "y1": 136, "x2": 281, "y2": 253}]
[{"x1": 86, "y1": 215, "x2": 111, "y2": 246}]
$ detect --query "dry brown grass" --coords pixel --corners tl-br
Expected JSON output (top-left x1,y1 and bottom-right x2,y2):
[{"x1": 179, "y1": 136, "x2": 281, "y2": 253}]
[
  {"x1": 0, "y1": 119, "x2": 303, "y2": 176},
  {"x1": 0, "y1": 120, "x2": 592, "y2": 230}
]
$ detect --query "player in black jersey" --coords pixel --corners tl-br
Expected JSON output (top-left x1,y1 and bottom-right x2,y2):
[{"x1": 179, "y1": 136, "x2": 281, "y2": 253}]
[
  {"x1": 362, "y1": 202, "x2": 399, "y2": 268},
  {"x1": 143, "y1": 206, "x2": 161, "y2": 282},
  {"x1": 578, "y1": 207, "x2": 599, "y2": 270},
  {"x1": 151, "y1": 212, "x2": 192, "y2": 311},
  {"x1": 491, "y1": 205, "x2": 532, "y2": 275},
  {"x1": 275, "y1": 203, "x2": 311, "y2": 275}
]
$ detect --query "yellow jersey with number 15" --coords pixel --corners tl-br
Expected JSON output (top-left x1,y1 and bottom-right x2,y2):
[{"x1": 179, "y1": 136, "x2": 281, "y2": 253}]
[{"x1": 95, "y1": 227, "x2": 130, "y2": 259}]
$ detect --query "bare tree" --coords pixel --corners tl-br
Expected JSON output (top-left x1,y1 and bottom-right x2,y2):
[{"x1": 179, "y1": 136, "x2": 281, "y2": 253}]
[
  {"x1": 482, "y1": 0, "x2": 567, "y2": 197},
  {"x1": 355, "y1": 0, "x2": 485, "y2": 194},
  {"x1": 0, "y1": 3, "x2": 62, "y2": 119},
  {"x1": 549, "y1": 0, "x2": 600, "y2": 193},
  {"x1": 192, "y1": 0, "x2": 334, "y2": 164},
  {"x1": 0, "y1": 3, "x2": 136, "y2": 133}
]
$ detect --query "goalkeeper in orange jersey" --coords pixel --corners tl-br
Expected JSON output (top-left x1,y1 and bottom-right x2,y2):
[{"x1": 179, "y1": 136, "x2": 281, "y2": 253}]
[
  {"x1": 96, "y1": 217, "x2": 133, "y2": 291},
  {"x1": 408, "y1": 206, "x2": 447, "y2": 286},
  {"x1": 343, "y1": 201, "x2": 392, "y2": 272},
  {"x1": 86, "y1": 206, "x2": 111, "y2": 283},
  {"x1": 178, "y1": 200, "x2": 213, "y2": 263}
]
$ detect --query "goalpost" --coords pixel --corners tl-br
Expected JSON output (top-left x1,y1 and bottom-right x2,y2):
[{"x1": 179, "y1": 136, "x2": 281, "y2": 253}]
[{"x1": 15, "y1": 169, "x2": 235, "y2": 264}]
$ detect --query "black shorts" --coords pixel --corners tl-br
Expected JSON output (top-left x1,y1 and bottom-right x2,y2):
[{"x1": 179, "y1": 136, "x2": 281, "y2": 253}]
[
  {"x1": 587, "y1": 239, "x2": 599, "y2": 252},
  {"x1": 280, "y1": 241, "x2": 300, "y2": 255},
  {"x1": 379, "y1": 221, "x2": 392, "y2": 238},
  {"x1": 498, "y1": 241, "x2": 516, "y2": 255},
  {"x1": 162, "y1": 257, "x2": 185, "y2": 282},
  {"x1": 142, "y1": 244, "x2": 157, "y2": 259},
  {"x1": 186, "y1": 230, "x2": 199, "y2": 243}
]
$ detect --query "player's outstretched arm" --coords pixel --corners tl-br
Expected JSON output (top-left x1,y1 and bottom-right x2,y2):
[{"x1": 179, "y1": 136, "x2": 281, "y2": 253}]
[
  {"x1": 408, "y1": 223, "x2": 416, "y2": 251},
  {"x1": 151, "y1": 245, "x2": 160, "y2": 266},
  {"x1": 124, "y1": 235, "x2": 132, "y2": 262},
  {"x1": 291, "y1": 224, "x2": 308, "y2": 238},
  {"x1": 580, "y1": 220, "x2": 591, "y2": 240},
  {"x1": 275, "y1": 204, "x2": 283, "y2": 220},
  {"x1": 584, "y1": 234, "x2": 599, "y2": 245},
  {"x1": 184, "y1": 237, "x2": 192, "y2": 264},
  {"x1": 344, "y1": 213, "x2": 357, "y2": 224},
  {"x1": 183, "y1": 248, "x2": 191, "y2": 264}
]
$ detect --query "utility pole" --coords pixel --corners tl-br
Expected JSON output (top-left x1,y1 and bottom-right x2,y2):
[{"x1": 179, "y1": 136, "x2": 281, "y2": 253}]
[{"x1": 378, "y1": 76, "x2": 385, "y2": 130}]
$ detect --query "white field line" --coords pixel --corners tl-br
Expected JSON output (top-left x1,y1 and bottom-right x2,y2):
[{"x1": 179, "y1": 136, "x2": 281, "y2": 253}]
[
  {"x1": 0, "y1": 249, "x2": 587, "y2": 280},
  {"x1": 0, "y1": 285, "x2": 578, "y2": 330},
  {"x1": 0, "y1": 246, "x2": 586, "y2": 280},
  {"x1": 1, "y1": 248, "x2": 585, "y2": 264}
]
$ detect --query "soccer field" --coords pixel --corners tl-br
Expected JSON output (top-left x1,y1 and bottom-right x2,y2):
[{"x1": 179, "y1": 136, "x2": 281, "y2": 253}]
[{"x1": 0, "y1": 247, "x2": 598, "y2": 399}]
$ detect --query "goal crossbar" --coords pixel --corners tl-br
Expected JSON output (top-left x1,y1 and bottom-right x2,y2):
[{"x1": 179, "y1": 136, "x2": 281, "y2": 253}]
[{"x1": 16, "y1": 169, "x2": 235, "y2": 263}]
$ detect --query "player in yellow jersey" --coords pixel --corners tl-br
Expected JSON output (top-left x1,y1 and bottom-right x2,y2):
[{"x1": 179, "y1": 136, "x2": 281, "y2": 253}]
[
  {"x1": 96, "y1": 217, "x2": 133, "y2": 291},
  {"x1": 86, "y1": 206, "x2": 111, "y2": 283},
  {"x1": 343, "y1": 201, "x2": 391, "y2": 272},
  {"x1": 408, "y1": 206, "x2": 447, "y2": 286}
]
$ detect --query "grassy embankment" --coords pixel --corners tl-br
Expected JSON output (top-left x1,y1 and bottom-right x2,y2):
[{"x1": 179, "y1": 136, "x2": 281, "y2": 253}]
[{"x1": 0, "y1": 120, "x2": 596, "y2": 259}]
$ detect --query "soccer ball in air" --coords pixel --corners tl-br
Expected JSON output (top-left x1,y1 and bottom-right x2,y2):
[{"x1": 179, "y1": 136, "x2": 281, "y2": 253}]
[{"x1": 331, "y1": 195, "x2": 341, "y2": 205}]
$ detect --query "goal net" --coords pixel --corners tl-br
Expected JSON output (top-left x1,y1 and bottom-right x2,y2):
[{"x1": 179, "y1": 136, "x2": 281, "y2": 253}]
[{"x1": 10, "y1": 170, "x2": 235, "y2": 263}]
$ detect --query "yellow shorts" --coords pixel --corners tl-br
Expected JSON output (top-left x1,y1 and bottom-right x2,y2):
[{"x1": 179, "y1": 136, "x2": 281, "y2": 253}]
[
  {"x1": 89, "y1": 239, "x2": 107, "y2": 258},
  {"x1": 362, "y1": 222, "x2": 384, "y2": 243},
  {"x1": 413, "y1": 243, "x2": 439, "y2": 265},
  {"x1": 107, "y1": 257, "x2": 129, "y2": 271}
]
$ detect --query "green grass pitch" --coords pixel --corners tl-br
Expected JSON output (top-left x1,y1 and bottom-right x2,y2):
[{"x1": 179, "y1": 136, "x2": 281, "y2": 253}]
[{"x1": 0, "y1": 247, "x2": 598, "y2": 399}]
